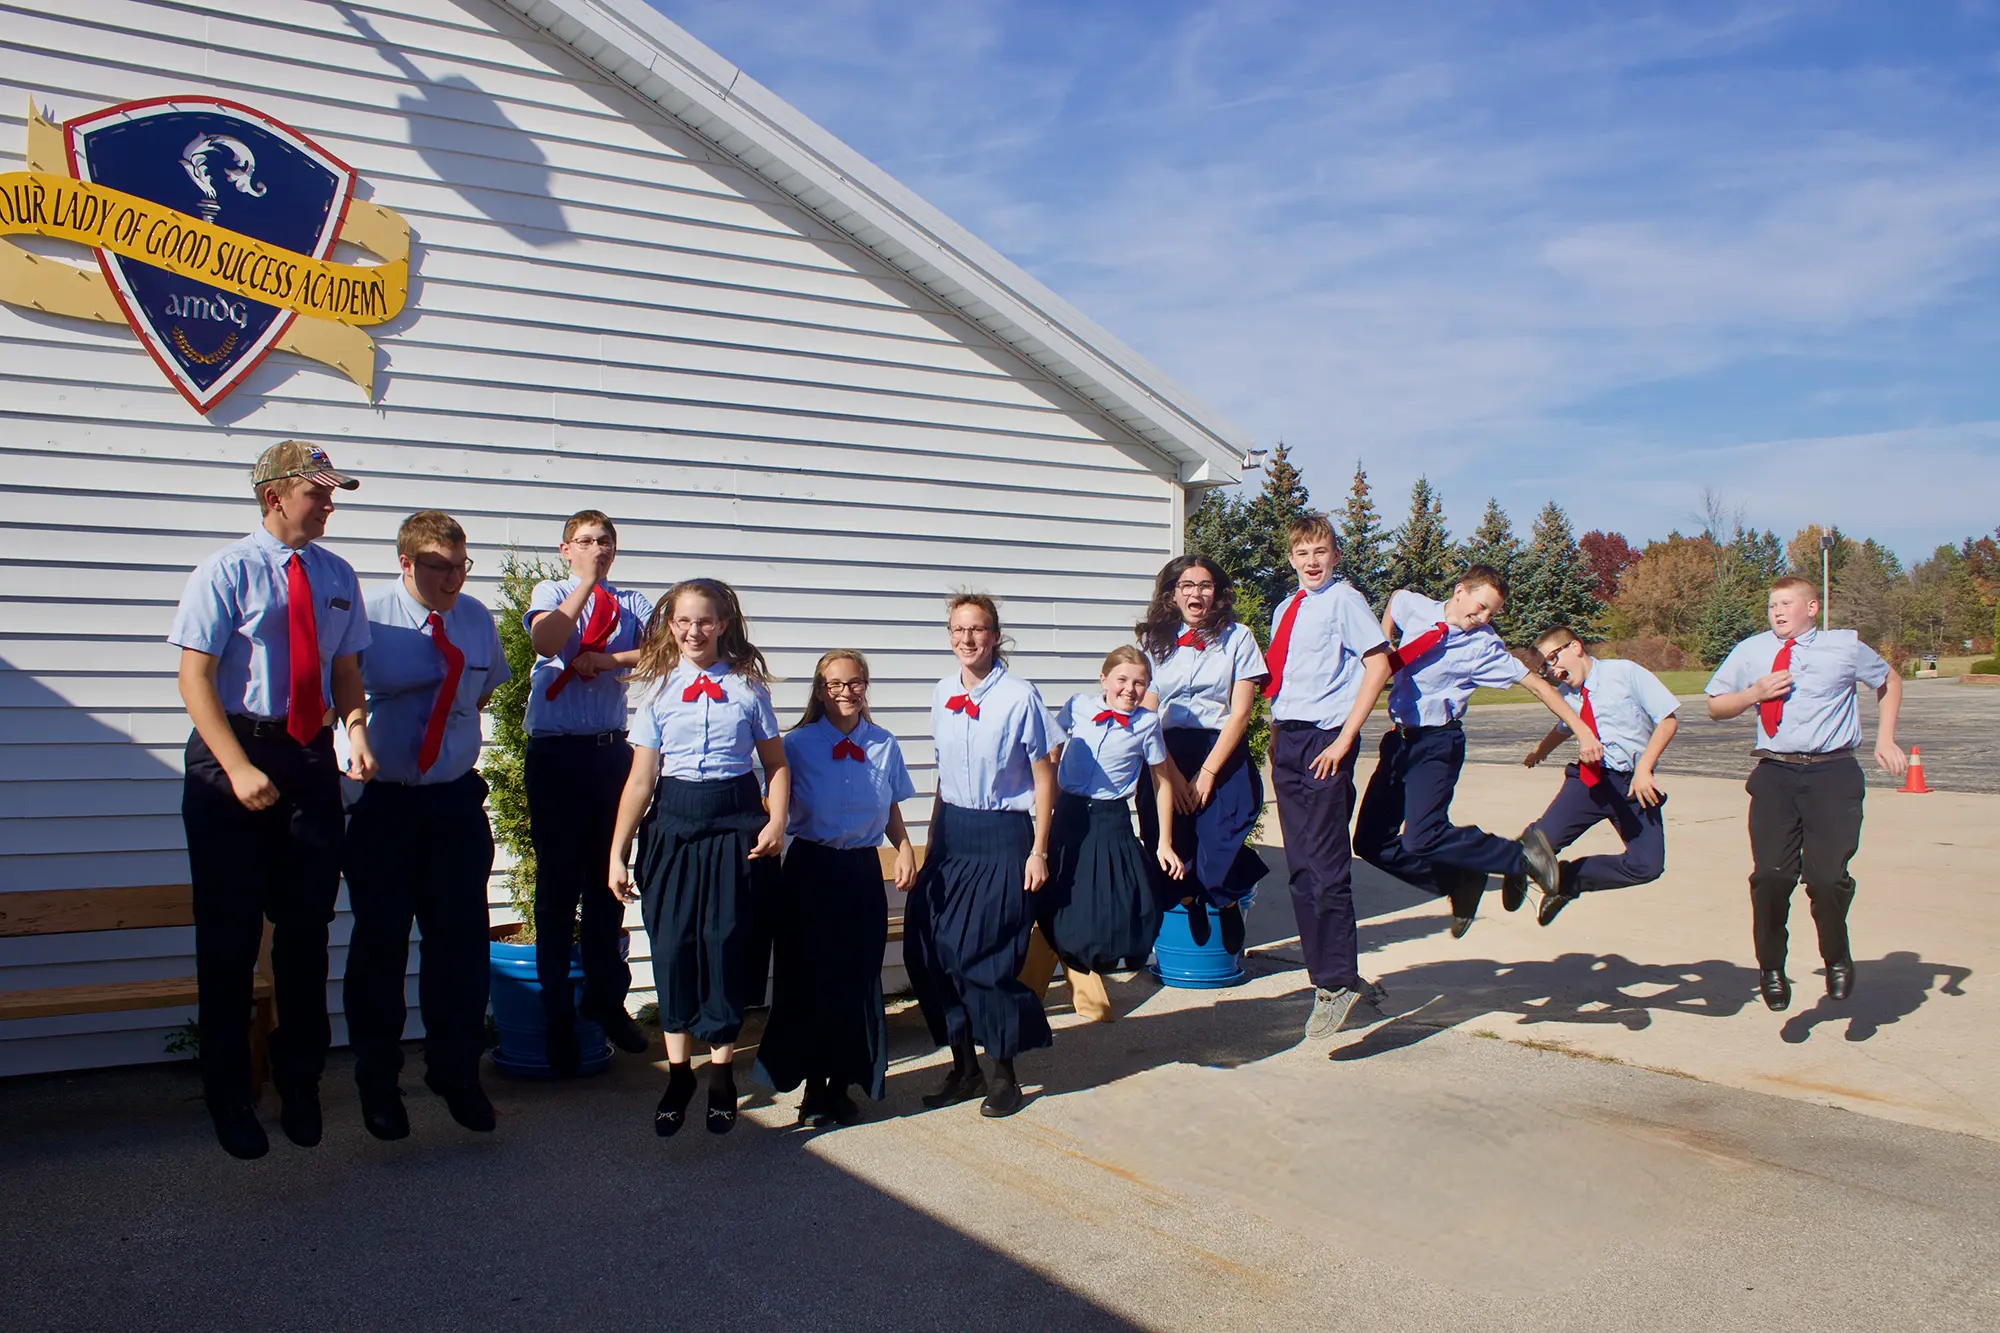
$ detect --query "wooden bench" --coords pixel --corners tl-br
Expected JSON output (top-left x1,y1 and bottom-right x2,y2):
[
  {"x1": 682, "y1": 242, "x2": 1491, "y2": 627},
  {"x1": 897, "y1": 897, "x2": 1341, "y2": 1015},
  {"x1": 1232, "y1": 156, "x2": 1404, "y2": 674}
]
[{"x1": 0, "y1": 885, "x2": 275, "y2": 1093}]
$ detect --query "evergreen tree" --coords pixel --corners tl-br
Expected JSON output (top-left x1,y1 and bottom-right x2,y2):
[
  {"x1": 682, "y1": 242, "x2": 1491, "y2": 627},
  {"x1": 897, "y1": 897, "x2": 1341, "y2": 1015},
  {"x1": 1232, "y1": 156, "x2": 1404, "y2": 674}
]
[
  {"x1": 1335, "y1": 461, "x2": 1389, "y2": 609},
  {"x1": 1510, "y1": 500, "x2": 1602, "y2": 640},
  {"x1": 1184, "y1": 488, "x2": 1260, "y2": 590},
  {"x1": 484, "y1": 548, "x2": 560, "y2": 938},
  {"x1": 1459, "y1": 497, "x2": 1523, "y2": 642},
  {"x1": 1383, "y1": 476, "x2": 1456, "y2": 601},
  {"x1": 1697, "y1": 576, "x2": 1765, "y2": 667},
  {"x1": 1241, "y1": 439, "x2": 1313, "y2": 609}
]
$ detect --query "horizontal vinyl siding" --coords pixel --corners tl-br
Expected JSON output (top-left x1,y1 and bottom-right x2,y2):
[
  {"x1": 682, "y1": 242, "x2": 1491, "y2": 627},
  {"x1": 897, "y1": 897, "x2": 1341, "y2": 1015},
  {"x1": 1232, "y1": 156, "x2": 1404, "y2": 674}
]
[{"x1": 0, "y1": 0, "x2": 1180, "y2": 1076}]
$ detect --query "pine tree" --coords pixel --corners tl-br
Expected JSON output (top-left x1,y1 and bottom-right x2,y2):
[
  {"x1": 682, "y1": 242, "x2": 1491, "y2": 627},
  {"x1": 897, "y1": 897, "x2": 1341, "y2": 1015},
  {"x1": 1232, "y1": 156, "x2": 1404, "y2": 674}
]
[
  {"x1": 1459, "y1": 498, "x2": 1522, "y2": 642},
  {"x1": 1510, "y1": 500, "x2": 1602, "y2": 640},
  {"x1": 1335, "y1": 461, "x2": 1389, "y2": 609},
  {"x1": 1242, "y1": 439, "x2": 1312, "y2": 609},
  {"x1": 1384, "y1": 476, "x2": 1456, "y2": 601},
  {"x1": 1184, "y1": 488, "x2": 1260, "y2": 589}
]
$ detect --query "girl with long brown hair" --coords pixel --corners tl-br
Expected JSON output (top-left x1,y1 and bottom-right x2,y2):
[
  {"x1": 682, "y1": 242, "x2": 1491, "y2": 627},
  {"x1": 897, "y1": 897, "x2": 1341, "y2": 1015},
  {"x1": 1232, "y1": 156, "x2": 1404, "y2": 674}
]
[
  {"x1": 608, "y1": 578, "x2": 788, "y2": 1138},
  {"x1": 753, "y1": 650, "x2": 917, "y2": 1127}
]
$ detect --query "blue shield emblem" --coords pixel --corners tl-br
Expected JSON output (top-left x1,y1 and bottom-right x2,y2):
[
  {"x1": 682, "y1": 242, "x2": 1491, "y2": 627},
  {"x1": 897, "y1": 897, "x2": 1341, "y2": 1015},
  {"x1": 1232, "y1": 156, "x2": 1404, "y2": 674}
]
[{"x1": 66, "y1": 97, "x2": 354, "y2": 412}]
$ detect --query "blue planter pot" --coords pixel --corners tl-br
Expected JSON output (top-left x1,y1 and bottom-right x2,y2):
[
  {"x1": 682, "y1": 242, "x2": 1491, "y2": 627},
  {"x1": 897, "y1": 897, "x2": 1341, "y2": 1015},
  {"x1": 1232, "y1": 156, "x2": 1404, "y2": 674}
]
[
  {"x1": 487, "y1": 928, "x2": 621, "y2": 1078},
  {"x1": 1150, "y1": 894, "x2": 1253, "y2": 989}
]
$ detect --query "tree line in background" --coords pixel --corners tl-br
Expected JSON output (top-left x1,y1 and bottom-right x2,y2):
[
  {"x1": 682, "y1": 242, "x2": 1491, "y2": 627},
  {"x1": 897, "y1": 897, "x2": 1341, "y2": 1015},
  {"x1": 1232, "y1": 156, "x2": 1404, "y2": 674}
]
[{"x1": 1186, "y1": 442, "x2": 2000, "y2": 670}]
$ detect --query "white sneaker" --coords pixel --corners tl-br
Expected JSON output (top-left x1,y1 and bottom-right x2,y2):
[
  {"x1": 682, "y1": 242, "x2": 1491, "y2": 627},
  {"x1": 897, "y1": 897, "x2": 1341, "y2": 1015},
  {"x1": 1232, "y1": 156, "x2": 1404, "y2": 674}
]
[{"x1": 1305, "y1": 987, "x2": 1360, "y2": 1040}]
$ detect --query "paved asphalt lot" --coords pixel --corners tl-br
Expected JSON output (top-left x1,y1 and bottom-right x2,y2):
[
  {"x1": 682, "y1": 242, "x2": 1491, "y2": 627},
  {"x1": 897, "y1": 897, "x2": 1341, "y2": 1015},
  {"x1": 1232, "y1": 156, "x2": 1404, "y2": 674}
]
[{"x1": 1443, "y1": 677, "x2": 1998, "y2": 793}]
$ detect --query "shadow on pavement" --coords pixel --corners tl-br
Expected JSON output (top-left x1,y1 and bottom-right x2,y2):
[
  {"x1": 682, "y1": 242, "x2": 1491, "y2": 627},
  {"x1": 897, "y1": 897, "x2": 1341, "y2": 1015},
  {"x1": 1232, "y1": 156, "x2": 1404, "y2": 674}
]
[{"x1": 1780, "y1": 950, "x2": 1972, "y2": 1044}]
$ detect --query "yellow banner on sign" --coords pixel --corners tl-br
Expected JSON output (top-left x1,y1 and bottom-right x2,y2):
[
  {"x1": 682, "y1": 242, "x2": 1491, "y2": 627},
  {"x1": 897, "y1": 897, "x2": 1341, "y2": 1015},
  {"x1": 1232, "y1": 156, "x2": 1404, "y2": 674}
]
[{"x1": 0, "y1": 170, "x2": 406, "y2": 325}]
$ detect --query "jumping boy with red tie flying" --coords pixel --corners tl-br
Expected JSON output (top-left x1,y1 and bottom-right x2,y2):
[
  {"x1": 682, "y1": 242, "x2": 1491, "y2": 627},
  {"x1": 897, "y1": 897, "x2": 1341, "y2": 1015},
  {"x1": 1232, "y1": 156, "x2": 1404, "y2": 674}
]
[
  {"x1": 170, "y1": 441, "x2": 375, "y2": 1159},
  {"x1": 1705, "y1": 575, "x2": 1905, "y2": 1012}
]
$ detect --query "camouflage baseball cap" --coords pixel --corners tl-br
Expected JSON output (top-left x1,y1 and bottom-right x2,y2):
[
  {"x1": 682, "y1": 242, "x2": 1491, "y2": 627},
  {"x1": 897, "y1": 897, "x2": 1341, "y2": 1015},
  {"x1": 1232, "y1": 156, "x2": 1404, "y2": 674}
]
[{"x1": 250, "y1": 440, "x2": 358, "y2": 490}]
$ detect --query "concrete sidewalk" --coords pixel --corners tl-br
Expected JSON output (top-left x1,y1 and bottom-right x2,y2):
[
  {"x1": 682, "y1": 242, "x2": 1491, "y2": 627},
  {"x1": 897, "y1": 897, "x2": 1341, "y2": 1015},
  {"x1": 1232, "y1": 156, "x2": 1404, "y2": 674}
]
[{"x1": 1276, "y1": 756, "x2": 1997, "y2": 1142}]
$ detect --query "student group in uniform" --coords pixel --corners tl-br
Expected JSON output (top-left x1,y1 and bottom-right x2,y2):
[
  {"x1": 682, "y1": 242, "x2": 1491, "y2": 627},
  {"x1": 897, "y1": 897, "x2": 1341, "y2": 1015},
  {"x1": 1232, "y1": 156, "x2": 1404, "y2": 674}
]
[{"x1": 170, "y1": 441, "x2": 1909, "y2": 1160}]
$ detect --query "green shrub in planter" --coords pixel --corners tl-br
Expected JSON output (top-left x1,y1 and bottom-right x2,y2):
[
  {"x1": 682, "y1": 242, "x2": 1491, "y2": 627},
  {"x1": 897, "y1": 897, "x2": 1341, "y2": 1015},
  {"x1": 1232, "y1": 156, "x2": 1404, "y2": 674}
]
[{"x1": 483, "y1": 548, "x2": 560, "y2": 941}]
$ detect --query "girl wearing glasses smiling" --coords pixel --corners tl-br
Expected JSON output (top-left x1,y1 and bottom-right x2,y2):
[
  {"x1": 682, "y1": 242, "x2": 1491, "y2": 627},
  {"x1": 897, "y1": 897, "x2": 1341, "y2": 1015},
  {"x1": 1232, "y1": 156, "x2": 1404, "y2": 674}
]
[
  {"x1": 609, "y1": 578, "x2": 788, "y2": 1139},
  {"x1": 754, "y1": 650, "x2": 917, "y2": 1128},
  {"x1": 1135, "y1": 556, "x2": 1272, "y2": 957}
]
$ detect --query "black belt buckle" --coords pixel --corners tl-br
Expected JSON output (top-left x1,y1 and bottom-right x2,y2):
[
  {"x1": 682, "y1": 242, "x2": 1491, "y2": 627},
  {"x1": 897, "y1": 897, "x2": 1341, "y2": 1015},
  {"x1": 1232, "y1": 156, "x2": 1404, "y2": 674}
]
[
  {"x1": 596, "y1": 729, "x2": 626, "y2": 746},
  {"x1": 229, "y1": 714, "x2": 288, "y2": 741}
]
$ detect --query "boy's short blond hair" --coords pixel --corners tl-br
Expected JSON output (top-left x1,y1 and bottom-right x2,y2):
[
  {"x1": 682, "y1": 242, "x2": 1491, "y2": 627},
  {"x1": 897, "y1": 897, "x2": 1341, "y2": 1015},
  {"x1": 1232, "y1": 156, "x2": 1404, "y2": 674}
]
[
  {"x1": 397, "y1": 510, "x2": 467, "y2": 559},
  {"x1": 1284, "y1": 512, "x2": 1338, "y2": 551}
]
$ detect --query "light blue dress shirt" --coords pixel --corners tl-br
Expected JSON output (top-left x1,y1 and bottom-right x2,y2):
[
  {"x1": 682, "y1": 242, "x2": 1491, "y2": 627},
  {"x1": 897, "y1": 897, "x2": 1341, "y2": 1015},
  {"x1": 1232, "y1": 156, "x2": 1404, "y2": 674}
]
[
  {"x1": 1055, "y1": 694, "x2": 1167, "y2": 800},
  {"x1": 1385, "y1": 590, "x2": 1528, "y2": 727},
  {"x1": 1268, "y1": 579, "x2": 1389, "y2": 727},
  {"x1": 931, "y1": 666, "x2": 1064, "y2": 812},
  {"x1": 1552, "y1": 657, "x2": 1680, "y2": 774},
  {"x1": 168, "y1": 528, "x2": 371, "y2": 720},
  {"x1": 630, "y1": 662, "x2": 781, "y2": 780},
  {"x1": 522, "y1": 578, "x2": 653, "y2": 737},
  {"x1": 1149, "y1": 620, "x2": 1268, "y2": 731},
  {"x1": 359, "y1": 583, "x2": 511, "y2": 785},
  {"x1": 783, "y1": 717, "x2": 917, "y2": 849},
  {"x1": 1705, "y1": 628, "x2": 1889, "y2": 755}
]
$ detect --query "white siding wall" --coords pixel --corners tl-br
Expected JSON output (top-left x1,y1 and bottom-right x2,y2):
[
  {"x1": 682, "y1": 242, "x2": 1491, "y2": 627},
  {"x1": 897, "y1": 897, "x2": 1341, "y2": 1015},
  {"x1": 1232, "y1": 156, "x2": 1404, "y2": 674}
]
[{"x1": 0, "y1": 0, "x2": 1182, "y2": 1075}]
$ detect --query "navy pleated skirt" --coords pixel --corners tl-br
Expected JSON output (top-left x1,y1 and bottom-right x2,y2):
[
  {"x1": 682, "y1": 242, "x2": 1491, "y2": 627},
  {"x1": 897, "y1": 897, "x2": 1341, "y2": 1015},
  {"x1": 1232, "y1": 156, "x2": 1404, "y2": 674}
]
[
  {"x1": 753, "y1": 838, "x2": 888, "y2": 1099},
  {"x1": 637, "y1": 773, "x2": 777, "y2": 1044},
  {"x1": 1137, "y1": 727, "x2": 1270, "y2": 910},
  {"x1": 905, "y1": 803, "x2": 1051, "y2": 1061},
  {"x1": 1040, "y1": 791, "x2": 1162, "y2": 973}
]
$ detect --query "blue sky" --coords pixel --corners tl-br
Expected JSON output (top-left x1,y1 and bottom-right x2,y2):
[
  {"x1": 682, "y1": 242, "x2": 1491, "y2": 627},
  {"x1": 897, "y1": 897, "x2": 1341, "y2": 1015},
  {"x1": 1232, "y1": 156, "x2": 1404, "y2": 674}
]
[{"x1": 660, "y1": 1, "x2": 2000, "y2": 561}]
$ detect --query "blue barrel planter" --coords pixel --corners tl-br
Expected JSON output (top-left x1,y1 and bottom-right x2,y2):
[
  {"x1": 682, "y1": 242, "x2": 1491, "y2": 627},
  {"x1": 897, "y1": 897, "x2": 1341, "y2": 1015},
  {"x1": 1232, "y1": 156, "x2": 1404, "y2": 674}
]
[
  {"x1": 1150, "y1": 894, "x2": 1253, "y2": 989},
  {"x1": 487, "y1": 926, "x2": 619, "y2": 1078}
]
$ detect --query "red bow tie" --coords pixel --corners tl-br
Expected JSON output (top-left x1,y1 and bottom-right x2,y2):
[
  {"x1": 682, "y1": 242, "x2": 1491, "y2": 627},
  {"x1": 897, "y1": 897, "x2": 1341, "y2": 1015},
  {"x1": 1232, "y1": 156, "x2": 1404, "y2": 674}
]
[
  {"x1": 1176, "y1": 630, "x2": 1206, "y2": 650},
  {"x1": 832, "y1": 737, "x2": 866, "y2": 763},
  {"x1": 1093, "y1": 709, "x2": 1132, "y2": 728},
  {"x1": 682, "y1": 673, "x2": 725, "y2": 702},
  {"x1": 946, "y1": 694, "x2": 980, "y2": 719}
]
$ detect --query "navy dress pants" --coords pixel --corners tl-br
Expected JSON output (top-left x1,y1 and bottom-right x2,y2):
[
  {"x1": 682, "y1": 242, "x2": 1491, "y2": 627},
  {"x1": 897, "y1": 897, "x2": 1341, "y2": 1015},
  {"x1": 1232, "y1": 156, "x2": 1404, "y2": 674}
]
[
  {"x1": 1355, "y1": 723, "x2": 1526, "y2": 891},
  {"x1": 1524, "y1": 765, "x2": 1666, "y2": 894},
  {"x1": 1269, "y1": 723, "x2": 1362, "y2": 992},
  {"x1": 524, "y1": 734, "x2": 633, "y2": 1027}
]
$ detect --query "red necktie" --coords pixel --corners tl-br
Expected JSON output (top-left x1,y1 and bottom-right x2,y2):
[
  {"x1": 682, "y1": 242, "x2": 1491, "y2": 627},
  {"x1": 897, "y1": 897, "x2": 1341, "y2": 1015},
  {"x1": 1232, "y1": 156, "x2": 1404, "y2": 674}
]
[
  {"x1": 1260, "y1": 590, "x2": 1308, "y2": 700},
  {"x1": 544, "y1": 585, "x2": 618, "y2": 700},
  {"x1": 417, "y1": 612, "x2": 465, "y2": 774},
  {"x1": 284, "y1": 552, "x2": 323, "y2": 745},
  {"x1": 1760, "y1": 638, "x2": 1794, "y2": 738},
  {"x1": 832, "y1": 737, "x2": 866, "y2": 762},
  {"x1": 1093, "y1": 709, "x2": 1132, "y2": 728},
  {"x1": 683, "y1": 672, "x2": 725, "y2": 703},
  {"x1": 1576, "y1": 686, "x2": 1601, "y2": 789},
  {"x1": 1176, "y1": 629, "x2": 1207, "y2": 650},
  {"x1": 947, "y1": 694, "x2": 980, "y2": 719},
  {"x1": 1386, "y1": 621, "x2": 1450, "y2": 674}
]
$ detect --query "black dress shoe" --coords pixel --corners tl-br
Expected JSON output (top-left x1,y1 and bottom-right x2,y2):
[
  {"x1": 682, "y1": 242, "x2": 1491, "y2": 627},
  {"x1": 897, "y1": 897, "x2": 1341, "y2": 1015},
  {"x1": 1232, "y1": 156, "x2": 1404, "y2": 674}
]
[
  {"x1": 359, "y1": 1085, "x2": 410, "y2": 1142},
  {"x1": 1826, "y1": 959, "x2": 1856, "y2": 1001},
  {"x1": 207, "y1": 1100, "x2": 269, "y2": 1160},
  {"x1": 1537, "y1": 888, "x2": 1576, "y2": 927},
  {"x1": 979, "y1": 1070, "x2": 1024, "y2": 1119},
  {"x1": 277, "y1": 1081, "x2": 323, "y2": 1148},
  {"x1": 798, "y1": 1080, "x2": 827, "y2": 1126},
  {"x1": 1501, "y1": 874, "x2": 1528, "y2": 913},
  {"x1": 1519, "y1": 829, "x2": 1560, "y2": 896},
  {"x1": 543, "y1": 1022, "x2": 582, "y2": 1077},
  {"x1": 1182, "y1": 898, "x2": 1212, "y2": 947},
  {"x1": 425, "y1": 1074, "x2": 496, "y2": 1132},
  {"x1": 823, "y1": 1084, "x2": 861, "y2": 1126},
  {"x1": 1218, "y1": 903, "x2": 1246, "y2": 956},
  {"x1": 1447, "y1": 869, "x2": 1485, "y2": 939},
  {"x1": 1759, "y1": 969, "x2": 1792, "y2": 1012},
  {"x1": 586, "y1": 1006, "x2": 651, "y2": 1055},
  {"x1": 920, "y1": 1065, "x2": 987, "y2": 1109}
]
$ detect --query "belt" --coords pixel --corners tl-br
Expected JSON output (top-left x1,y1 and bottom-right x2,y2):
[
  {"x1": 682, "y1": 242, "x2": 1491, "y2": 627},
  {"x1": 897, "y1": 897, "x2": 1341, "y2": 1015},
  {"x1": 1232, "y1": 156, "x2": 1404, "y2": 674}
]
[
  {"x1": 1754, "y1": 747, "x2": 1854, "y2": 766},
  {"x1": 1394, "y1": 719, "x2": 1461, "y2": 739},
  {"x1": 226, "y1": 713, "x2": 319, "y2": 743},
  {"x1": 1273, "y1": 719, "x2": 1331, "y2": 734},
  {"x1": 529, "y1": 729, "x2": 628, "y2": 746}
]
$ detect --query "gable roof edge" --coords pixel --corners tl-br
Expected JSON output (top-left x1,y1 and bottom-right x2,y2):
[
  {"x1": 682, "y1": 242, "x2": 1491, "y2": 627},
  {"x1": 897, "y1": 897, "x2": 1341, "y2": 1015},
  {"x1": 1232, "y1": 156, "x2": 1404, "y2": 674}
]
[{"x1": 501, "y1": 0, "x2": 1251, "y2": 485}]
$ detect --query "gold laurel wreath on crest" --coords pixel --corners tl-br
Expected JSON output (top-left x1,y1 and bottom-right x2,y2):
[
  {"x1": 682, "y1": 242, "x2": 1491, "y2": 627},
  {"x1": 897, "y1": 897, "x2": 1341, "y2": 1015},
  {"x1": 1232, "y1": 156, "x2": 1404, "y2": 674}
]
[{"x1": 0, "y1": 98, "x2": 410, "y2": 399}]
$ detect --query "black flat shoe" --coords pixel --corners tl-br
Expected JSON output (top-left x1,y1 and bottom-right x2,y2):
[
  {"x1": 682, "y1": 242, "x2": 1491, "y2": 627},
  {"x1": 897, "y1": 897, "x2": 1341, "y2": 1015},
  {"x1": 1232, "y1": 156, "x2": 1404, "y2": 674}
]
[
  {"x1": 425, "y1": 1074, "x2": 496, "y2": 1133},
  {"x1": 1537, "y1": 890, "x2": 1575, "y2": 928},
  {"x1": 277, "y1": 1081, "x2": 322, "y2": 1148},
  {"x1": 587, "y1": 1006, "x2": 651, "y2": 1055},
  {"x1": 1759, "y1": 969, "x2": 1792, "y2": 1012},
  {"x1": 359, "y1": 1085, "x2": 410, "y2": 1142},
  {"x1": 1183, "y1": 899, "x2": 1212, "y2": 947},
  {"x1": 1520, "y1": 830, "x2": 1560, "y2": 896},
  {"x1": 798, "y1": 1081, "x2": 827, "y2": 1127},
  {"x1": 823, "y1": 1084, "x2": 861, "y2": 1126},
  {"x1": 544, "y1": 1023, "x2": 582, "y2": 1077},
  {"x1": 979, "y1": 1073, "x2": 1024, "y2": 1119},
  {"x1": 706, "y1": 1067, "x2": 739, "y2": 1136},
  {"x1": 1218, "y1": 904, "x2": 1246, "y2": 956},
  {"x1": 1447, "y1": 869, "x2": 1484, "y2": 939},
  {"x1": 208, "y1": 1099, "x2": 269, "y2": 1161},
  {"x1": 1826, "y1": 959, "x2": 1856, "y2": 1001},
  {"x1": 920, "y1": 1066, "x2": 987, "y2": 1109},
  {"x1": 655, "y1": 1066, "x2": 696, "y2": 1138},
  {"x1": 1501, "y1": 874, "x2": 1528, "y2": 913}
]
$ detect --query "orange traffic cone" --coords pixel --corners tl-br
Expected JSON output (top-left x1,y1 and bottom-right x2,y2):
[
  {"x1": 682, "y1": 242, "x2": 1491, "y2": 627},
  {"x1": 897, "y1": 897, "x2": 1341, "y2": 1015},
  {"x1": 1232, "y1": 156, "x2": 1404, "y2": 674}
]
[{"x1": 1898, "y1": 745, "x2": 1931, "y2": 794}]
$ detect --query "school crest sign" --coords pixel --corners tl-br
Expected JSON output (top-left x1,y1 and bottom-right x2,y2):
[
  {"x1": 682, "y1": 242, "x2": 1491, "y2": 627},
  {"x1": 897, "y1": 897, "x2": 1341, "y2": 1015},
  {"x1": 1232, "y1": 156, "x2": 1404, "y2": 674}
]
[{"x1": 0, "y1": 96, "x2": 409, "y2": 411}]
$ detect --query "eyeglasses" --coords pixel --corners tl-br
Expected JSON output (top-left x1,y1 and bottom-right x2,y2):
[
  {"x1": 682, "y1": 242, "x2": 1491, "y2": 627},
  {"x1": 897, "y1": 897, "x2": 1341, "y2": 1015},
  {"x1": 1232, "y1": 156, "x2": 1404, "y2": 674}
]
[
  {"x1": 820, "y1": 679, "x2": 868, "y2": 696},
  {"x1": 567, "y1": 535, "x2": 616, "y2": 549},
  {"x1": 413, "y1": 556, "x2": 473, "y2": 576},
  {"x1": 949, "y1": 626, "x2": 995, "y2": 640},
  {"x1": 670, "y1": 618, "x2": 721, "y2": 634},
  {"x1": 1541, "y1": 646, "x2": 1569, "y2": 667},
  {"x1": 1174, "y1": 581, "x2": 1217, "y2": 595}
]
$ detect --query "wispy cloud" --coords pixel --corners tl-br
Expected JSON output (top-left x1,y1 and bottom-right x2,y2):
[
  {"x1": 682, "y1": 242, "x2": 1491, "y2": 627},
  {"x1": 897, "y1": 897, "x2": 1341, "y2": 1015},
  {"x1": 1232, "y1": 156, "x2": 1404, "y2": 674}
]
[{"x1": 660, "y1": 0, "x2": 2000, "y2": 558}]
